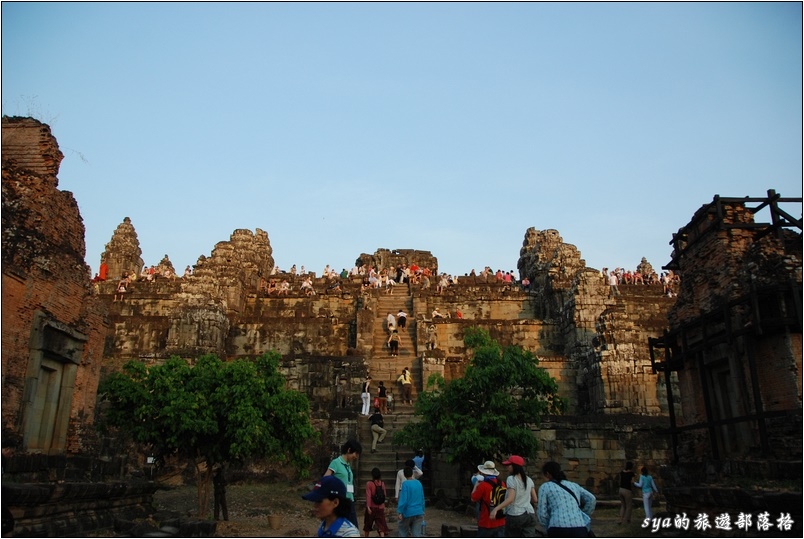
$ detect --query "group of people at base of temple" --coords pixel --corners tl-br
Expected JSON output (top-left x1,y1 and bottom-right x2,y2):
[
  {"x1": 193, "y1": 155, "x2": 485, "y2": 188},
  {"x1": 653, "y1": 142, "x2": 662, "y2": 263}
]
[
  {"x1": 305, "y1": 439, "x2": 427, "y2": 538},
  {"x1": 304, "y1": 442, "x2": 661, "y2": 538}
]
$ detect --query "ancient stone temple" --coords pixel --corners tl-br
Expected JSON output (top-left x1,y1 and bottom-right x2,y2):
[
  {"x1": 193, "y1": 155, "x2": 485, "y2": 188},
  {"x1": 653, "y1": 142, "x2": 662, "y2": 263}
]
[
  {"x1": 649, "y1": 191, "x2": 802, "y2": 525},
  {"x1": 3, "y1": 117, "x2": 801, "y2": 536},
  {"x1": 2, "y1": 117, "x2": 156, "y2": 536}
]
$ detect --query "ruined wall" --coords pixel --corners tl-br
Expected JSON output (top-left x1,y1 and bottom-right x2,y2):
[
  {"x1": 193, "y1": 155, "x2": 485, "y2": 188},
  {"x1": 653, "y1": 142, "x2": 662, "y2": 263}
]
[
  {"x1": 1, "y1": 117, "x2": 109, "y2": 457},
  {"x1": 665, "y1": 197, "x2": 802, "y2": 462}
]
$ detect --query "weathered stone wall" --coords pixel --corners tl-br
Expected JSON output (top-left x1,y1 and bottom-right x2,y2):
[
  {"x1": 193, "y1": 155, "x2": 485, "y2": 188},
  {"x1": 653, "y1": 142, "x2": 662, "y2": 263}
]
[{"x1": 1, "y1": 117, "x2": 108, "y2": 457}]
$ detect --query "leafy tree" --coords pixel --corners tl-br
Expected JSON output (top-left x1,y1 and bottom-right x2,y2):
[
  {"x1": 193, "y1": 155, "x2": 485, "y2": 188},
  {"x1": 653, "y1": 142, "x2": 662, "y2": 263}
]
[
  {"x1": 99, "y1": 352, "x2": 318, "y2": 517},
  {"x1": 394, "y1": 327, "x2": 563, "y2": 472}
]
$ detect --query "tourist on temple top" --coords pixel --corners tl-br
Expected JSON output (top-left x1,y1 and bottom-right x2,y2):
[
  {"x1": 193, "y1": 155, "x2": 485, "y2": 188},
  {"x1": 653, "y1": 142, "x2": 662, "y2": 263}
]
[
  {"x1": 432, "y1": 307, "x2": 449, "y2": 319},
  {"x1": 455, "y1": 308, "x2": 463, "y2": 319},
  {"x1": 184, "y1": 265, "x2": 192, "y2": 277},
  {"x1": 113, "y1": 274, "x2": 129, "y2": 302},
  {"x1": 340, "y1": 268, "x2": 349, "y2": 279},
  {"x1": 609, "y1": 271, "x2": 621, "y2": 298},
  {"x1": 397, "y1": 309, "x2": 408, "y2": 329},
  {"x1": 521, "y1": 277, "x2": 531, "y2": 291},
  {"x1": 301, "y1": 277, "x2": 315, "y2": 296}
]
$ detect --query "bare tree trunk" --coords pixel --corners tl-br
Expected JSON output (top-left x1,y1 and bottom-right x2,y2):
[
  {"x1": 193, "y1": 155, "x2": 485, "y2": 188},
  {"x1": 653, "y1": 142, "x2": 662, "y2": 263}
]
[{"x1": 195, "y1": 459, "x2": 213, "y2": 519}]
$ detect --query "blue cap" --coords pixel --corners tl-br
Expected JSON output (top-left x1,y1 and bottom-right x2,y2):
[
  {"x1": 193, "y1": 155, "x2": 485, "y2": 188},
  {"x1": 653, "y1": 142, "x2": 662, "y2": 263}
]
[{"x1": 302, "y1": 476, "x2": 346, "y2": 502}]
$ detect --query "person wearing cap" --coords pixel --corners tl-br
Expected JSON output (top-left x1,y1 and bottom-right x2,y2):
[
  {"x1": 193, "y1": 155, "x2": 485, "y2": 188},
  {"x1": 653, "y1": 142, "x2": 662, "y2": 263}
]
[
  {"x1": 490, "y1": 455, "x2": 538, "y2": 536},
  {"x1": 325, "y1": 439, "x2": 363, "y2": 527},
  {"x1": 471, "y1": 460, "x2": 506, "y2": 537},
  {"x1": 537, "y1": 461, "x2": 596, "y2": 537},
  {"x1": 302, "y1": 475, "x2": 361, "y2": 537}
]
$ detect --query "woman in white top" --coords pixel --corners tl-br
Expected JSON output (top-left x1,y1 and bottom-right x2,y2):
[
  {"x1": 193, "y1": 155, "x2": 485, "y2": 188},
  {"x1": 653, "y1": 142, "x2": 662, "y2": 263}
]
[
  {"x1": 360, "y1": 377, "x2": 372, "y2": 416},
  {"x1": 490, "y1": 455, "x2": 538, "y2": 536}
]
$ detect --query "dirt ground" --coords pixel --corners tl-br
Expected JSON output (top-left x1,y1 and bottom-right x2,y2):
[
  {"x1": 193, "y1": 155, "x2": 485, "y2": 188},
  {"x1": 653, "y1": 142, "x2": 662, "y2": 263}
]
[{"x1": 152, "y1": 481, "x2": 657, "y2": 537}]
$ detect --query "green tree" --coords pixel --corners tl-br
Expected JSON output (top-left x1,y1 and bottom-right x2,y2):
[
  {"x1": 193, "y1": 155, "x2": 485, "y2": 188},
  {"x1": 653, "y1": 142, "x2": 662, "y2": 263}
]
[
  {"x1": 394, "y1": 327, "x2": 563, "y2": 472},
  {"x1": 99, "y1": 352, "x2": 318, "y2": 517}
]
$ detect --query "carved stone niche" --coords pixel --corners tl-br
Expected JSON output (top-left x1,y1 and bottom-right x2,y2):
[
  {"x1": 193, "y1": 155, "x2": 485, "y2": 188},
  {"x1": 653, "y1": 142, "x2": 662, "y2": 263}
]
[{"x1": 22, "y1": 311, "x2": 87, "y2": 455}]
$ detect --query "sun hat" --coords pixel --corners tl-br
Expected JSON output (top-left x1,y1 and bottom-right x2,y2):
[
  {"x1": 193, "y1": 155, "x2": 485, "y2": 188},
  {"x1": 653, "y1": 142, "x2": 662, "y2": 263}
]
[
  {"x1": 502, "y1": 455, "x2": 525, "y2": 467},
  {"x1": 302, "y1": 476, "x2": 346, "y2": 502},
  {"x1": 477, "y1": 460, "x2": 499, "y2": 476}
]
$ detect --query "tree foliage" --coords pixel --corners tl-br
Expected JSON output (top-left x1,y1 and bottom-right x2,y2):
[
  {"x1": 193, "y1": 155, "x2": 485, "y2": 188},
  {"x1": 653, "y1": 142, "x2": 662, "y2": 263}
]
[
  {"x1": 393, "y1": 327, "x2": 563, "y2": 471},
  {"x1": 99, "y1": 352, "x2": 318, "y2": 516}
]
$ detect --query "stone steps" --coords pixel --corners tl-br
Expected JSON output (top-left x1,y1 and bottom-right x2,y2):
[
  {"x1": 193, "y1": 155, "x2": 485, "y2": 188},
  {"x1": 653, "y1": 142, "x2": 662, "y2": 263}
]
[{"x1": 355, "y1": 412, "x2": 425, "y2": 503}]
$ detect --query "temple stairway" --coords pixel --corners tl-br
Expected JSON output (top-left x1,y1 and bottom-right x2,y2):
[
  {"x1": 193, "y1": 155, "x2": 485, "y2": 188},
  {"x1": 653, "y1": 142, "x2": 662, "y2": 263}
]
[
  {"x1": 355, "y1": 411, "x2": 429, "y2": 503},
  {"x1": 368, "y1": 286, "x2": 421, "y2": 407}
]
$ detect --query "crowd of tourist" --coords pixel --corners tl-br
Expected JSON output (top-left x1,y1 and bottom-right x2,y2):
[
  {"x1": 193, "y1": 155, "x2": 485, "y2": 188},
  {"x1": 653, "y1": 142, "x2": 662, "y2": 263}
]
[{"x1": 601, "y1": 267, "x2": 680, "y2": 298}]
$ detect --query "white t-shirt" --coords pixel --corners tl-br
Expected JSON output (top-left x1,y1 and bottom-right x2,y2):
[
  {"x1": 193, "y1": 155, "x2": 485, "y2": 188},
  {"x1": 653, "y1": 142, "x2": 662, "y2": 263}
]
[{"x1": 504, "y1": 475, "x2": 536, "y2": 515}]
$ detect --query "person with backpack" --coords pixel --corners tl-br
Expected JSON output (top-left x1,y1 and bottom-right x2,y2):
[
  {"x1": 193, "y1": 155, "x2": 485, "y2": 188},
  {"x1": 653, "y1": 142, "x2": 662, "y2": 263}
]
[
  {"x1": 363, "y1": 467, "x2": 389, "y2": 537},
  {"x1": 489, "y1": 455, "x2": 538, "y2": 536},
  {"x1": 537, "y1": 461, "x2": 596, "y2": 538},
  {"x1": 470, "y1": 460, "x2": 506, "y2": 537},
  {"x1": 302, "y1": 475, "x2": 361, "y2": 537}
]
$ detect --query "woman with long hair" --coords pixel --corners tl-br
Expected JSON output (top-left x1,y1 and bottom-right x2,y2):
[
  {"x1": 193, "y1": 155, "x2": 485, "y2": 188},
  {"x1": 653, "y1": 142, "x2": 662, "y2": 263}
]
[
  {"x1": 537, "y1": 461, "x2": 596, "y2": 538},
  {"x1": 489, "y1": 455, "x2": 538, "y2": 537}
]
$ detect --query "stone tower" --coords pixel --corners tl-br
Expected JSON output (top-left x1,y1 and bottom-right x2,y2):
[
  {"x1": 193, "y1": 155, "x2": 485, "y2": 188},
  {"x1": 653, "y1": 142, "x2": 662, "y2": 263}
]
[{"x1": 101, "y1": 217, "x2": 144, "y2": 280}]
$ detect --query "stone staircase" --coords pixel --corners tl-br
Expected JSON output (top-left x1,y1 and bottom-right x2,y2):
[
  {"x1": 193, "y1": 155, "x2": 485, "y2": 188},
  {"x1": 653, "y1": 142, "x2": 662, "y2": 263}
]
[
  {"x1": 355, "y1": 411, "x2": 428, "y2": 503},
  {"x1": 369, "y1": 286, "x2": 422, "y2": 407},
  {"x1": 352, "y1": 284, "x2": 433, "y2": 505}
]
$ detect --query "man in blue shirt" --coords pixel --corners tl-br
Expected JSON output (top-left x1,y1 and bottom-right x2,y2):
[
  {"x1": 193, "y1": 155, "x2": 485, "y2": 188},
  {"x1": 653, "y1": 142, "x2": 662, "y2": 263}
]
[{"x1": 397, "y1": 467, "x2": 425, "y2": 537}]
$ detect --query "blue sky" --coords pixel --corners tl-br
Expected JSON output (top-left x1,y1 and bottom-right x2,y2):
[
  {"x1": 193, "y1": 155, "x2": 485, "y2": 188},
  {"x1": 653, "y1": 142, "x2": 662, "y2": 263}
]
[{"x1": 3, "y1": 2, "x2": 801, "y2": 277}]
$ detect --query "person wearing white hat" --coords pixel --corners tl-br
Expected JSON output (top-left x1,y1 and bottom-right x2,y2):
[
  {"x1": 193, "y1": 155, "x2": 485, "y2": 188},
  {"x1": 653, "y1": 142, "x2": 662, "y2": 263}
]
[{"x1": 471, "y1": 460, "x2": 506, "y2": 537}]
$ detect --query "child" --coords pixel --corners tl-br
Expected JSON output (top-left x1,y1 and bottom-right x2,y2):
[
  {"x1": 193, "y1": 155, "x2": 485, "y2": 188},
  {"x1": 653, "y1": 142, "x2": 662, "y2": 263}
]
[{"x1": 302, "y1": 476, "x2": 361, "y2": 537}]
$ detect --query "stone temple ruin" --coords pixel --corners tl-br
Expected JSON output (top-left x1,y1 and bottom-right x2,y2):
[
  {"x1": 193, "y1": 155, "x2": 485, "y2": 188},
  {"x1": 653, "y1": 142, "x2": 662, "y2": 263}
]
[{"x1": 2, "y1": 116, "x2": 801, "y2": 536}]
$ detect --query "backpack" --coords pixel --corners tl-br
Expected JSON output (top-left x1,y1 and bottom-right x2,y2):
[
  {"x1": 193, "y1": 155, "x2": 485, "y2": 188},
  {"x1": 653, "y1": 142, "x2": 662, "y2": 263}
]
[
  {"x1": 371, "y1": 481, "x2": 386, "y2": 505},
  {"x1": 486, "y1": 477, "x2": 507, "y2": 512}
]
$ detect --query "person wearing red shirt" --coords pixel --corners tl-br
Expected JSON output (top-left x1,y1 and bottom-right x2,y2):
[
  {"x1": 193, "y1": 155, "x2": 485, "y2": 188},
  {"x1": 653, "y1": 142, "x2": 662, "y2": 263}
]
[{"x1": 470, "y1": 461, "x2": 506, "y2": 537}]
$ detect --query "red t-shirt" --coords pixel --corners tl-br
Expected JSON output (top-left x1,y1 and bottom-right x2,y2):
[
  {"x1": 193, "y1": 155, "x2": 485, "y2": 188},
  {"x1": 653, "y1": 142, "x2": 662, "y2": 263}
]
[
  {"x1": 366, "y1": 480, "x2": 386, "y2": 509},
  {"x1": 470, "y1": 478, "x2": 506, "y2": 529}
]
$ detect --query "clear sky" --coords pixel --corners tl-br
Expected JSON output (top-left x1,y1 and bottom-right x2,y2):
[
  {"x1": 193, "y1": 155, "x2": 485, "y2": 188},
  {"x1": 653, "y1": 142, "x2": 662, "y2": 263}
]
[{"x1": 3, "y1": 2, "x2": 801, "y2": 278}]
